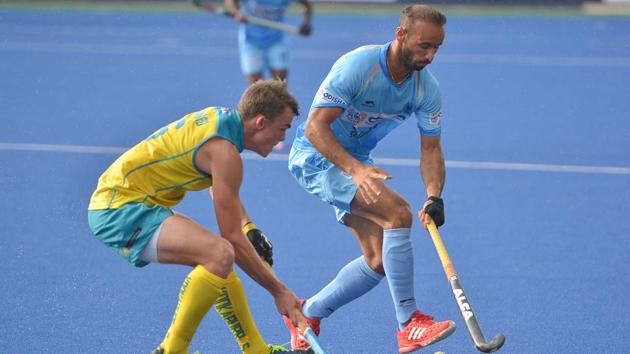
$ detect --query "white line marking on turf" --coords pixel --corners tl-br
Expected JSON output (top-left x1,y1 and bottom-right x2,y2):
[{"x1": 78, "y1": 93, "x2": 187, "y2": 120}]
[
  {"x1": 2, "y1": 142, "x2": 629, "y2": 176},
  {"x1": 0, "y1": 143, "x2": 127, "y2": 154},
  {"x1": 2, "y1": 40, "x2": 630, "y2": 68},
  {"x1": 374, "y1": 157, "x2": 630, "y2": 175}
]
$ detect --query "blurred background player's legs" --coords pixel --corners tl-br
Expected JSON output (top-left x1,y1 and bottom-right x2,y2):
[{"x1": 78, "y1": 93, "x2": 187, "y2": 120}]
[
  {"x1": 267, "y1": 41, "x2": 290, "y2": 154},
  {"x1": 239, "y1": 30, "x2": 265, "y2": 85},
  {"x1": 238, "y1": 32, "x2": 289, "y2": 85},
  {"x1": 268, "y1": 39, "x2": 289, "y2": 82}
]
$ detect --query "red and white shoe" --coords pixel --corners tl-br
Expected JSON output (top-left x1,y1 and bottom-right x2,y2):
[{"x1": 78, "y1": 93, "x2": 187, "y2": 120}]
[
  {"x1": 282, "y1": 300, "x2": 321, "y2": 350},
  {"x1": 396, "y1": 311, "x2": 456, "y2": 353}
]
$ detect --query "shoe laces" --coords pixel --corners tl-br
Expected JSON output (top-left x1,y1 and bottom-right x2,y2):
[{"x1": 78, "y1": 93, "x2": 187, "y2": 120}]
[
  {"x1": 408, "y1": 312, "x2": 435, "y2": 328},
  {"x1": 268, "y1": 344, "x2": 290, "y2": 353}
]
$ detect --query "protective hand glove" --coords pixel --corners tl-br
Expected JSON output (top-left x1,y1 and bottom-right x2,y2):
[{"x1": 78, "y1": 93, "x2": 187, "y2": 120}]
[
  {"x1": 243, "y1": 223, "x2": 274, "y2": 266},
  {"x1": 424, "y1": 196, "x2": 445, "y2": 227},
  {"x1": 299, "y1": 23, "x2": 312, "y2": 36}
]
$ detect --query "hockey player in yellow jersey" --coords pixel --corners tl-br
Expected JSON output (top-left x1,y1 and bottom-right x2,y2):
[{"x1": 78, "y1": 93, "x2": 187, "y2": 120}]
[{"x1": 88, "y1": 80, "x2": 312, "y2": 354}]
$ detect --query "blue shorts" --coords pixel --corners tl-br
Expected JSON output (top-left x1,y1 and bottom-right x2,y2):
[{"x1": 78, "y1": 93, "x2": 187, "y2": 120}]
[
  {"x1": 88, "y1": 203, "x2": 174, "y2": 267},
  {"x1": 238, "y1": 30, "x2": 289, "y2": 75},
  {"x1": 288, "y1": 145, "x2": 374, "y2": 223}
]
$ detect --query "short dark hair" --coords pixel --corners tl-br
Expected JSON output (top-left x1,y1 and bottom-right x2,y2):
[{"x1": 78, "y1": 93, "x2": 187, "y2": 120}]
[
  {"x1": 237, "y1": 80, "x2": 300, "y2": 121},
  {"x1": 400, "y1": 4, "x2": 447, "y2": 31}
]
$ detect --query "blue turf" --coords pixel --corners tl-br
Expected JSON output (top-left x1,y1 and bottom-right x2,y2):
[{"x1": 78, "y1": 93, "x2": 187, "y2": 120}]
[{"x1": 1, "y1": 7, "x2": 630, "y2": 354}]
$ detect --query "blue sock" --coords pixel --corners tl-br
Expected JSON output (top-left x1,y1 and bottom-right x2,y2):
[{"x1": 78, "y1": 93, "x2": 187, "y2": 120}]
[
  {"x1": 303, "y1": 256, "x2": 383, "y2": 319},
  {"x1": 382, "y1": 228, "x2": 417, "y2": 330}
]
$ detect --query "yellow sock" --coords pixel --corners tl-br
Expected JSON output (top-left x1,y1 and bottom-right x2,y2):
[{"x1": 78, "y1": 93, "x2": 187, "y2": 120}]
[
  {"x1": 214, "y1": 271, "x2": 269, "y2": 354},
  {"x1": 161, "y1": 266, "x2": 227, "y2": 354}
]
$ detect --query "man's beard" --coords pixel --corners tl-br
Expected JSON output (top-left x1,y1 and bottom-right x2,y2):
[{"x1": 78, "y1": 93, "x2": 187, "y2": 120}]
[{"x1": 402, "y1": 46, "x2": 430, "y2": 71}]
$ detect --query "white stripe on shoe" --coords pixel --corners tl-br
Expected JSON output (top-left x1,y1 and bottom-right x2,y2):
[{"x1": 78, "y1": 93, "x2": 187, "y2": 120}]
[{"x1": 408, "y1": 327, "x2": 426, "y2": 341}]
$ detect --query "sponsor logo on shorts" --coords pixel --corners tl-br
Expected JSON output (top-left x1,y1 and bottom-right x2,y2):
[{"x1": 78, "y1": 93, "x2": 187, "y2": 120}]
[
  {"x1": 429, "y1": 111, "x2": 442, "y2": 125},
  {"x1": 123, "y1": 227, "x2": 142, "y2": 255}
]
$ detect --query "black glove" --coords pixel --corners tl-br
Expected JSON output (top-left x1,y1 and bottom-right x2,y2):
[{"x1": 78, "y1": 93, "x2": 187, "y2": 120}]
[
  {"x1": 299, "y1": 23, "x2": 312, "y2": 36},
  {"x1": 245, "y1": 226, "x2": 274, "y2": 266},
  {"x1": 424, "y1": 196, "x2": 445, "y2": 227}
]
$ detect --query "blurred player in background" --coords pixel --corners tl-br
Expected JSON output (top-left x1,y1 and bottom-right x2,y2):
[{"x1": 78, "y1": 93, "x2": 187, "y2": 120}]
[
  {"x1": 225, "y1": 0, "x2": 313, "y2": 85},
  {"x1": 88, "y1": 80, "x2": 312, "y2": 354},
  {"x1": 285, "y1": 5, "x2": 455, "y2": 353}
]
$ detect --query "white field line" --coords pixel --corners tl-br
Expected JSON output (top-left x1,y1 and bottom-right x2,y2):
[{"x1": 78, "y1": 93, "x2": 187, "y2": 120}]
[
  {"x1": 2, "y1": 40, "x2": 630, "y2": 67},
  {"x1": 1, "y1": 142, "x2": 629, "y2": 175}
]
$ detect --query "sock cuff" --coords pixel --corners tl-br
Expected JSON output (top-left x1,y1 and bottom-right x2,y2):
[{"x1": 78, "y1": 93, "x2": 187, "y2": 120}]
[
  {"x1": 383, "y1": 228, "x2": 411, "y2": 238},
  {"x1": 192, "y1": 265, "x2": 231, "y2": 288}
]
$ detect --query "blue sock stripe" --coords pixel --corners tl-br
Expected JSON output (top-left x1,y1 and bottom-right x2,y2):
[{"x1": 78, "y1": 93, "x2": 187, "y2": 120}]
[{"x1": 383, "y1": 228, "x2": 412, "y2": 238}]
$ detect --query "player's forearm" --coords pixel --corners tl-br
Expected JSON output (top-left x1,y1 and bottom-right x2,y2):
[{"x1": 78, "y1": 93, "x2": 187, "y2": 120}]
[
  {"x1": 239, "y1": 201, "x2": 253, "y2": 229},
  {"x1": 302, "y1": 1, "x2": 312, "y2": 25},
  {"x1": 224, "y1": 0, "x2": 239, "y2": 13},
  {"x1": 231, "y1": 236, "x2": 287, "y2": 295},
  {"x1": 213, "y1": 192, "x2": 284, "y2": 294},
  {"x1": 420, "y1": 143, "x2": 445, "y2": 197},
  {"x1": 306, "y1": 118, "x2": 363, "y2": 175}
]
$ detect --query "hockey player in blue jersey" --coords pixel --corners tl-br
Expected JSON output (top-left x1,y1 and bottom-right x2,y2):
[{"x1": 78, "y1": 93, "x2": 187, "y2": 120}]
[
  {"x1": 284, "y1": 5, "x2": 455, "y2": 353},
  {"x1": 226, "y1": 0, "x2": 312, "y2": 85}
]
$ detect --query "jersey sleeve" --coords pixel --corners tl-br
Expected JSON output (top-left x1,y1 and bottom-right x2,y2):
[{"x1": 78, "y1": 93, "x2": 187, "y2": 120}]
[
  {"x1": 311, "y1": 51, "x2": 366, "y2": 110},
  {"x1": 214, "y1": 108, "x2": 244, "y2": 153},
  {"x1": 415, "y1": 69, "x2": 443, "y2": 136}
]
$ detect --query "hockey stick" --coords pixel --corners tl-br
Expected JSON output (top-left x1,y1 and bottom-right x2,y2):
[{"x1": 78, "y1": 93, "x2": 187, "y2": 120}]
[
  {"x1": 304, "y1": 327, "x2": 327, "y2": 354},
  {"x1": 426, "y1": 220, "x2": 506, "y2": 353},
  {"x1": 263, "y1": 262, "x2": 328, "y2": 354},
  {"x1": 241, "y1": 222, "x2": 328, "y2": 354},
  {"x1": 192, "y1": 0, "x2": 301, "y2": 34}
]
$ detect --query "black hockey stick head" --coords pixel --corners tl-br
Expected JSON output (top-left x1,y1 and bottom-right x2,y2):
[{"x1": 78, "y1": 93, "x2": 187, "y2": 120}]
[{"x1": 476, "y1": 333, "x2": 506, "y2": 353}]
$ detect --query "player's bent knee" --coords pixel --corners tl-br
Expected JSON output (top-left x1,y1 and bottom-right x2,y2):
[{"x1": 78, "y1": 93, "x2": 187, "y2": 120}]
[
  {"x1": 217, "y1": 238, "x2": 235, "y2": 266},
  {"x1": 384, "y1": 202, "x2": 413, "y2": 229},
  {"x1": 201, "y1": 237, "x2": 235, "y2": 273},
  {"x1": 364, "y1": 254, "x2": 384, "y2": 274}
]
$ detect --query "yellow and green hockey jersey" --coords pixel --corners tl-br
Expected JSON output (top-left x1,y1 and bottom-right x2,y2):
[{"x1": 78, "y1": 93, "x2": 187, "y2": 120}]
[{"x1": 88, "y1": 107, "x2": 243, "y2": 210}]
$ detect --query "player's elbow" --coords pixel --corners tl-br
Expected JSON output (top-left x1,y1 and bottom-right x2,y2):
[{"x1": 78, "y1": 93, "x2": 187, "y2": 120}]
[{"x1": 304, "y1": 118, "x2": 318, "y2": 142}]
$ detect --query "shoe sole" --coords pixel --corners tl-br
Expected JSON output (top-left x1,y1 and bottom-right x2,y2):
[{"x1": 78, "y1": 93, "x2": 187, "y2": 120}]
[{"x1": 399, "y1": 321, "x2": 457, "y2": 354}]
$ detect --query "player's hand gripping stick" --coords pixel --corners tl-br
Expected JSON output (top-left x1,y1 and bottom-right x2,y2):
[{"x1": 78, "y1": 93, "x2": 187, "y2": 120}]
[{"x1": 243, "y1": 221, "x2": 328, "y2": 354}]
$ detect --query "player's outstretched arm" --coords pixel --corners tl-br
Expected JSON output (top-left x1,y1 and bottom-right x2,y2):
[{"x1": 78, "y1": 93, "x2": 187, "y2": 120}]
[
  {"x1": 224, "y1": 0, "x2": 246, "y2": 22},
  {"x1": 196, "y1": 138, "x2": 304, "y2": 325},
  {"x1": 297, "y1": 0, "x2": 313, "y2": 36}
]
